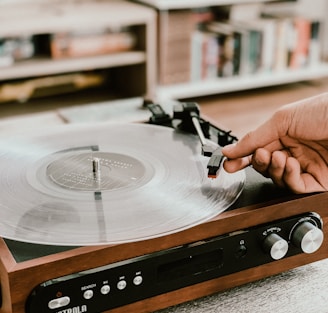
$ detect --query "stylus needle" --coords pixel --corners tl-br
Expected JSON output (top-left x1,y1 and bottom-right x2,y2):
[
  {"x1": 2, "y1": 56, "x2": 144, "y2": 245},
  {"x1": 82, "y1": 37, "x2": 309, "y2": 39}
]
[{"x1": 207, "y1": 149, "x2": 224, "y2": 179}]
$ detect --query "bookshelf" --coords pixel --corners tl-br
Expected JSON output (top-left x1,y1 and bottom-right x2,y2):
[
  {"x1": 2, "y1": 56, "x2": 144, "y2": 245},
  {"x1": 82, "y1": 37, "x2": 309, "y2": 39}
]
[
  {"x1": 135, "y1": 0, "x2": 328, "y2": 101},
  {"x1": 0, "y1": 0, "x2": 156, "y2": 105},
  {"x1": 156, "y1": 65, "x2": 328, "y2": 100}
]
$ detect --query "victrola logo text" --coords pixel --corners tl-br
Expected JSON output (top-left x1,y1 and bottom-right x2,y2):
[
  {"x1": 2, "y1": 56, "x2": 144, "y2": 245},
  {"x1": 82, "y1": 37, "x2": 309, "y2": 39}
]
[{"x1": 56, "y1": 305, "x2": 87, "y2": 313}]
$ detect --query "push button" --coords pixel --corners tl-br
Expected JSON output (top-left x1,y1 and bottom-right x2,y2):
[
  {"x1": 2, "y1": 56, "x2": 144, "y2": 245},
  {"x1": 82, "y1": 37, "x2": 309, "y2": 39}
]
[
  {"x1": 83, "y1": 289, "x2": 94, "y2": 300},
  {"x1": 100, "y1": 284, "x2": 111, "y2": 295},
  {"x1": 133, "y1": 275, "x2": 143, "y2": 286},
  {"x1": 117, "y1": 280, "x2": 127, "y2": 290},
  {"x1": 48, "y1": 296, "x2": 70, "y2": 309}
]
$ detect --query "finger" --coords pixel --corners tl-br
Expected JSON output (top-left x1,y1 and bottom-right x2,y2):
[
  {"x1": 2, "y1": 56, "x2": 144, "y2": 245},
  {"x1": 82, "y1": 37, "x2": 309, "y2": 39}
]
[
  {"x1": 283, "y1": 157, "x2": 326, "y2": 193},
  {"x1": 283, "y1": 157, "x2": 305, "y2": 193},
  {"x1": 223, "y1": 155, "x2": 252, "y2": 173},
  {"x1": 252, "y1": 148, "x2": 271, "y2": 176},
  {"x1": 268, "y1": 150, "x2": 288, "y2": 188},
  {"x1": 298, "y1": 144, "x2": 328, "y2": 189},
  {"x1": 222, "y1": 117, "x2": 282, "y2": 159}
]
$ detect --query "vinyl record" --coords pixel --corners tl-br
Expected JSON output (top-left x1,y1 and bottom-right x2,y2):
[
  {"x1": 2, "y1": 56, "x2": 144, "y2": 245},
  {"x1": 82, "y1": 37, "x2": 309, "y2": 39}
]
[{"x1": 0, "y1": 123, "x2": 245, "y2": 246}]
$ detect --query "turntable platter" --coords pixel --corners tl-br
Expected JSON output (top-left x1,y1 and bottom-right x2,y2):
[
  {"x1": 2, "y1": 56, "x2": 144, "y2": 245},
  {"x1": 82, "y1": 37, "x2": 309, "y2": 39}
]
[{"x1": 0, "y1": 123, "x2": 245, "y2": 246}]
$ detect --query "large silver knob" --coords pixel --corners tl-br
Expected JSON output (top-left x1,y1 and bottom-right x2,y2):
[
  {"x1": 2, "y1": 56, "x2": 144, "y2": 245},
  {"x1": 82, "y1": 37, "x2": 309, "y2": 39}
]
[
  {"x1": 292, "y1": 221, "x2": 324, "y2": 254},
  {"x1": 263, "y1": 233, "x2": 289, "y2": 260}
]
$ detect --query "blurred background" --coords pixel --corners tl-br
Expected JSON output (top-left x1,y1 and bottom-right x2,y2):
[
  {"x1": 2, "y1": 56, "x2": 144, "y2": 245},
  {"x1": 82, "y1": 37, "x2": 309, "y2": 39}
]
[{"x1": 0, "y1": 0, "x2": 328, "y2": 135}]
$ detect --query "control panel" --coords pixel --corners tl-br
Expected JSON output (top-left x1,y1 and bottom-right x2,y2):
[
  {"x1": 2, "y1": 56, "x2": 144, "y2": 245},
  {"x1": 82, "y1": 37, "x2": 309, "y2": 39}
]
[{"x1": 26, "y1": 212, "x2": 323, "y2": 313}]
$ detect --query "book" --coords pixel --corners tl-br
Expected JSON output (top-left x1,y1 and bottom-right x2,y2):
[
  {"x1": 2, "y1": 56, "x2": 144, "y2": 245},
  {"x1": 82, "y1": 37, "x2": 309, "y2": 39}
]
[
  {"x1": 50, "y1": 31, "x2": 136, "y2": 59},
  {"x1": 308, "y1": 21, "x2": 322, "y2": 66},
  {"x1": 207, "y1": 21, "x2": 246, "y2": 77},
  {"x1": 231, "y1": 18, "x2": 277, "y2": 74},
  {"x1": 289, "y1": 17, "x2": 311, "y2": 69},
  {"x1": 190, "y1": 30, "x2": 219, "y2": 81},
  {"x1": 264, "y1": 12, "x2": 323, "y2": 70}
]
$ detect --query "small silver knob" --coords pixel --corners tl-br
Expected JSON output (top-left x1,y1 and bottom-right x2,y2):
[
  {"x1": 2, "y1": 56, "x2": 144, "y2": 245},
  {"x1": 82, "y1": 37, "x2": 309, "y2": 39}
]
[
  {"x1": 292, "y1": 221, "x2": 324, "y2": 254},
  {"x1": 263, "y1": 233, "x2": 289, "y2": 260}
]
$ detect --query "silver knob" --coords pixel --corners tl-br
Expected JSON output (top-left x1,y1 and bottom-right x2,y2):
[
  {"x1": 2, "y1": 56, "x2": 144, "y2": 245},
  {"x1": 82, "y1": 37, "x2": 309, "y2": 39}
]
[
  {"x1": 292, "y1": 221, "x2": 324, "y2": 254},
  {"x1": 263, "y1": 233, "x2": 289, "y2": 260}
]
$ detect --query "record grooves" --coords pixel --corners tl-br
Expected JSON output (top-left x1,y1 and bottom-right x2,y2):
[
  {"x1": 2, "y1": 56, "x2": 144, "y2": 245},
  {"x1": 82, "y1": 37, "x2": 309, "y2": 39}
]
[{"x1": 0, "y1": 123, "x2": 245, "y2": 246}]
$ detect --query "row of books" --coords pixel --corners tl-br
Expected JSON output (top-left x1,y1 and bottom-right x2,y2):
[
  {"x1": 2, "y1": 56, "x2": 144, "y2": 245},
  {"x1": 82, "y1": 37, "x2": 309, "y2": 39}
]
[
  {"x1": 190, "y1": 16, "x2": 322, "y2": 81},
  {"x1": 0, "y1": 28, "x2": 137, "y2": 67},
  {"x1": 50, "y1": 29, "x2": 136, "y2": 59}
]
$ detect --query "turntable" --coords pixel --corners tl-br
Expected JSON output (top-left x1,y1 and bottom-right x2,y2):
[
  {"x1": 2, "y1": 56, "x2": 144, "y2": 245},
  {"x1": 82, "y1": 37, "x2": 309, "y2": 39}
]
[{"x1": 0, "y1": 101, "x2": 327, "y2": 313}]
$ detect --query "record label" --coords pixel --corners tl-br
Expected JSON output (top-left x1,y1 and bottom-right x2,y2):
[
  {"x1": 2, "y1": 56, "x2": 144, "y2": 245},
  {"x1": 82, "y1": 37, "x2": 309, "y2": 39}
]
[{"x1": 47, "y1": 152, "x2": 147, "y2": 191}]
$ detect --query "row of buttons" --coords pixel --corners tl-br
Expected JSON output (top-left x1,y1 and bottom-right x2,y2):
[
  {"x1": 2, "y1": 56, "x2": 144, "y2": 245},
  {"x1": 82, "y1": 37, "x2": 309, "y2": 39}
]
[
  {"x1": 83, "y1": 275, "x2": 143, "y2": 300},
  {"x1": 48, "y1": 275, "x2": 143, "y2": 309}
]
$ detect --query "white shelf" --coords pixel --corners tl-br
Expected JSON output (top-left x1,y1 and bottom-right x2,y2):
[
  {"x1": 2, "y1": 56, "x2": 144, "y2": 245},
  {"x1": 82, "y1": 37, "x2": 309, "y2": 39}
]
[
  {"x1": 156, "y1": 64, "x2": 328, "y2": 100},
  {"x1": 136, "y1": 0, "x2": 275, "y2": 10},
  {"x1": 0, "y1": 52, "x2": 147, "y2": 81},
  {"x1": 0, "y1": 0, "x2": 156, "y2": 36}
]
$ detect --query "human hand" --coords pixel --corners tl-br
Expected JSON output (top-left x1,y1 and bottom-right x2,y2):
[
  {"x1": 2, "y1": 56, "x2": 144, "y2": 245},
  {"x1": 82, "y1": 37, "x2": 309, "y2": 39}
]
[{"x1": 222, "y1": 93, "x2": 328, "y2": 193}]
